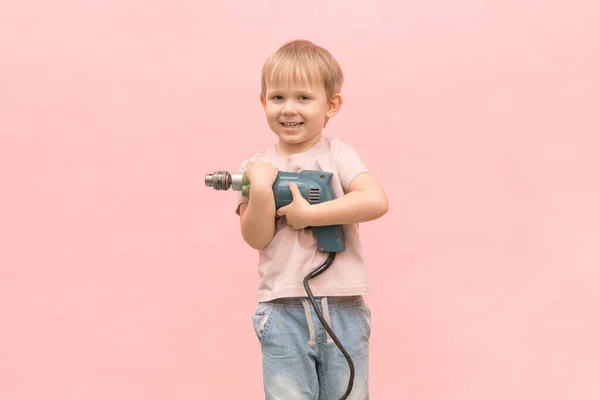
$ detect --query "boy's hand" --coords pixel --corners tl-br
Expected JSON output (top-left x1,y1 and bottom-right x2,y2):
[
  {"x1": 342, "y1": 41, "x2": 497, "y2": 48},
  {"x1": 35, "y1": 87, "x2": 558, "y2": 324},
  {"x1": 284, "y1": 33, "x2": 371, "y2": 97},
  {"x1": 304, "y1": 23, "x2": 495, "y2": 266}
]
[
  {"x1": 246, "y1": 160, "x2": 278, "y2": 189},
  {"x1": 276, "y1": 183, "x2": 312, "y2": 229}
]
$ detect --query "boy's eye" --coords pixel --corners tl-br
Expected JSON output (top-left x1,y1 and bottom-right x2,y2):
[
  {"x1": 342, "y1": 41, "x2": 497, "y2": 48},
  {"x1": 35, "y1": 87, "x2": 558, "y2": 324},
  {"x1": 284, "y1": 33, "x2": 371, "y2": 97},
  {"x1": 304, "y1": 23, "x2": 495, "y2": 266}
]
[{"x1": 269, "y1": 95, "x2": 310, "y2": 101}]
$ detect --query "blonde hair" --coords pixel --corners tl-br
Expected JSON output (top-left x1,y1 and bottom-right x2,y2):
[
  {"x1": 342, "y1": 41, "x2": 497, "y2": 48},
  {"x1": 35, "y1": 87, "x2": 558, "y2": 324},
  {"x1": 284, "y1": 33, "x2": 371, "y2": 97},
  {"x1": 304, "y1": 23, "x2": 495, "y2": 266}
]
[{"x1": 261, "y1": 39, "x2": 344, "y2": 100}]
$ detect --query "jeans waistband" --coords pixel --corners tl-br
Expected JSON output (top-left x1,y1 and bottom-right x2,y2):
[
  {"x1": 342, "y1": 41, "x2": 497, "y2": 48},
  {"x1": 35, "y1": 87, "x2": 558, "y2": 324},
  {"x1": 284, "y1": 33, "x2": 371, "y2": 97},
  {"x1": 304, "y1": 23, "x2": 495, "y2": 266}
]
[{"x1": 268, "y1": 295, "x2": 362, "y2": 306}]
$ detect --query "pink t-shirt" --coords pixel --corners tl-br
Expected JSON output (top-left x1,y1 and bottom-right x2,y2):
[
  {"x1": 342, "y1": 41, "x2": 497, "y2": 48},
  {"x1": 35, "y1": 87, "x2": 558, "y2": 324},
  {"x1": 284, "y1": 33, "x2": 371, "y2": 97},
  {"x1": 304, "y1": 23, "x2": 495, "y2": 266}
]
[{"x1": 236, "y1": 135, "x2": 371, "y2": 302}]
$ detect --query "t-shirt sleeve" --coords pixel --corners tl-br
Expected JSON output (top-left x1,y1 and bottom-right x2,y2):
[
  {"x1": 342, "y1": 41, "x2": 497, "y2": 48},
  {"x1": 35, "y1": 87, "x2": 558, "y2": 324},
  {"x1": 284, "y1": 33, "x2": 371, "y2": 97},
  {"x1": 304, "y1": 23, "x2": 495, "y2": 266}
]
[
  {"x1": 235, "y1": 161, "x2": 248, "y2": 215},
  {"x1": 335, "y1": 144, "x2": 370, "y2": 192}
]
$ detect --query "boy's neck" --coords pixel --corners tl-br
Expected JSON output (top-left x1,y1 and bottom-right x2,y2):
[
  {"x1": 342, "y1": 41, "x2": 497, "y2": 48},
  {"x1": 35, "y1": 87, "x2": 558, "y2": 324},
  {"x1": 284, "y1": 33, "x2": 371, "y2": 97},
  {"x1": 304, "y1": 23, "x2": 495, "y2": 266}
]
[{"x1": 275, "y1": 133, "x2": 323, "y2": 157}]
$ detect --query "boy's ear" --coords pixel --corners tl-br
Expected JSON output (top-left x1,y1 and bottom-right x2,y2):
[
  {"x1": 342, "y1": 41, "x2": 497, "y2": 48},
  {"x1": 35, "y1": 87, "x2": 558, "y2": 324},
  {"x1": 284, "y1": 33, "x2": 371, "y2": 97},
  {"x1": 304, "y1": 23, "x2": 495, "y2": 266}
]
[
  {"x1": 260, "y1": 94, "x2": 266, "y2": 108},
  {"x1": 326, "y1": 93, "x2": 343, "y2": 119}
]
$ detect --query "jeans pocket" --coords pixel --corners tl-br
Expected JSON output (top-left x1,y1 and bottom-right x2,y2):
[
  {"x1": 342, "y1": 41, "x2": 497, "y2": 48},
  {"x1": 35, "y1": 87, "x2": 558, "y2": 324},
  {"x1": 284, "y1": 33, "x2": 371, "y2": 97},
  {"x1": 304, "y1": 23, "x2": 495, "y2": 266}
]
[
  {"x1": 252, "y1": 302, "x2": 273, "y2": 344},
  {"x1": 355, "y1": 300, "x2": 372, "y2": 338}
]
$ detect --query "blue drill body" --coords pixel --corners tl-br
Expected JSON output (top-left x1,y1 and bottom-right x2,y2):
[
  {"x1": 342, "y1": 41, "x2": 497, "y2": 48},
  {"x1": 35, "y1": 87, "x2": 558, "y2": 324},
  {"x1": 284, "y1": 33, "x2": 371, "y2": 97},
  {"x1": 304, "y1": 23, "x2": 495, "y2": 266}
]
[
  {"x1": 268, "y1": 171, "x2": 345, "y2": 253},
  {"x1": 205, "y1": 169, "x2": 345, "y2": 253}
]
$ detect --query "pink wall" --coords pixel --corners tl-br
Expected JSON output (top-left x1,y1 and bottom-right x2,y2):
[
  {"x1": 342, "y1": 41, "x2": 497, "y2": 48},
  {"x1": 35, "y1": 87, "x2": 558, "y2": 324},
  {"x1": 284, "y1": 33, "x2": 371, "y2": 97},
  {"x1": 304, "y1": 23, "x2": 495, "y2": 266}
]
[{"x1": 1, "y1": 1, "x2": 599, "y2": 399}]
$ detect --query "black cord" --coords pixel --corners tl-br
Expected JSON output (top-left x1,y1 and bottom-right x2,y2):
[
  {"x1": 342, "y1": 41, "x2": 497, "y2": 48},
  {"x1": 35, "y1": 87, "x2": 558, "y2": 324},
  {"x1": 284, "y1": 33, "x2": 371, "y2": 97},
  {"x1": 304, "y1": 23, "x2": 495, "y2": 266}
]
[{"x1": 303, "y1": 252, "x2": 355, "y2": 400}]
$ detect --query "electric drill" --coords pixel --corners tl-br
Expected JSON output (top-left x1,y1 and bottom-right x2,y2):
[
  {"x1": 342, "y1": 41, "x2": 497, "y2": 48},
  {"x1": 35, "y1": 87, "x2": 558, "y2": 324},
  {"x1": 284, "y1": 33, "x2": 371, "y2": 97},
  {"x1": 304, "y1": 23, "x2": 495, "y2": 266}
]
[
  {"x1": 204, "y1": 169, "x2": 345, "y2": 252},
  {"x1": 205, "y1": 168, "x2": 355, "y2": 399}
]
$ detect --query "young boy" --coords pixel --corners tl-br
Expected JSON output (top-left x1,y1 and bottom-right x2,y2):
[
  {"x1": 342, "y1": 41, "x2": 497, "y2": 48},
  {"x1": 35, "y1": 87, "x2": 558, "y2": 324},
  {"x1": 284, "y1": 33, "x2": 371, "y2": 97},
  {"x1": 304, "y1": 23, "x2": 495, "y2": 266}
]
[{"x1": 235, "y1": 39, "x2": 388, "y2": 399}]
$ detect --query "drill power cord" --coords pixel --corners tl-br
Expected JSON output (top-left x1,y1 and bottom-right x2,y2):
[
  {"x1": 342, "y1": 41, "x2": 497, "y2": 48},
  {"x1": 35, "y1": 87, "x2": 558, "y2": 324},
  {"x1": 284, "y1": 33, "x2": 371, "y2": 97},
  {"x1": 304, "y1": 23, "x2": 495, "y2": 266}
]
[{"x1": 303, "y1": 252, "x2": 355, "y2": 400}]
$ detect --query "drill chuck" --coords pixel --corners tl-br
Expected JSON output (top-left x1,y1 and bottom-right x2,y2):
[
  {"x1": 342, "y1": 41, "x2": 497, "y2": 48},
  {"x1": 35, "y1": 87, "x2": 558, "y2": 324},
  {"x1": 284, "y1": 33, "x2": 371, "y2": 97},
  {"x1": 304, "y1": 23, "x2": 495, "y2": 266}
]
[{"x1": 205, "y1": 171, "x2": 244, "y2": 191}]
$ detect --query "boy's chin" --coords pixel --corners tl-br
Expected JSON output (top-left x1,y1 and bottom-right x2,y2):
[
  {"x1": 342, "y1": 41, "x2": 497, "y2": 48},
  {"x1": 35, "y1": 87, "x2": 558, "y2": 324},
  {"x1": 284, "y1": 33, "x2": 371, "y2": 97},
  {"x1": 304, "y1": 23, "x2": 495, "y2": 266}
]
[
  {"x1": 275, "y1": 131, "x2": 320, "y2": 143},
  {"x1": 277, "y1": 134, "x2": 302, "y2": 144}
]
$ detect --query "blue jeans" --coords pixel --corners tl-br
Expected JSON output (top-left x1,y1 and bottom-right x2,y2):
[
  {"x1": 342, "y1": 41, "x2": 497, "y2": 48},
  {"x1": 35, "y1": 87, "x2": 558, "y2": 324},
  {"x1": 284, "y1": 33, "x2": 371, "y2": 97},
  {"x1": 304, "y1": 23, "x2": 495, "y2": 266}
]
[{"x1": 252, "y1": 295, "x2": 371, "y2": 399}]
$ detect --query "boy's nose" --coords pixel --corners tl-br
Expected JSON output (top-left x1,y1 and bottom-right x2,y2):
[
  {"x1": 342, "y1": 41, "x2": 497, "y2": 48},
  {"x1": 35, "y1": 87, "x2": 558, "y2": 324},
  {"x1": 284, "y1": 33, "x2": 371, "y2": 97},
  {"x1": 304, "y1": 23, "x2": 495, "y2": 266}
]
[{"x1": 281, "y1": 101, "x2": 298, "y2": 115}]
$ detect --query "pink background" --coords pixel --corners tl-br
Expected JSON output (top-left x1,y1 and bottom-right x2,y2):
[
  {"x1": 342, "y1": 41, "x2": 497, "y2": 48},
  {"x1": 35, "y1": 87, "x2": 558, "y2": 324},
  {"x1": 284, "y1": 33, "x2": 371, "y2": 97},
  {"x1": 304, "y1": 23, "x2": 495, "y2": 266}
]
[{"x1": 1, "y1": 1, "x2": 599, "y2": 399}]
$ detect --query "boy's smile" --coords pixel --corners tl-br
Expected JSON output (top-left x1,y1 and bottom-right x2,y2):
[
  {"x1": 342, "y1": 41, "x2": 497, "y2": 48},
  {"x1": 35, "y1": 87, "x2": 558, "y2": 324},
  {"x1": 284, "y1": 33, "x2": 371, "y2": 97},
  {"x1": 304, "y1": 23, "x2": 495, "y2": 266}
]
[{"x1": 280, "y1": 121, "x2": 304, "y2": 128}]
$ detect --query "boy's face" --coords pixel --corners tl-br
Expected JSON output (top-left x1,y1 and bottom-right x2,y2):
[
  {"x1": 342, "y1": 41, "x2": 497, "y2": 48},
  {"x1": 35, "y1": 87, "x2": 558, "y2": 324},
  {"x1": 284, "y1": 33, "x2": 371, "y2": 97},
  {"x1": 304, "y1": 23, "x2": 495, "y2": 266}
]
[{"x1": 260, "y1": 81, "x2": 342, "y2": 155}]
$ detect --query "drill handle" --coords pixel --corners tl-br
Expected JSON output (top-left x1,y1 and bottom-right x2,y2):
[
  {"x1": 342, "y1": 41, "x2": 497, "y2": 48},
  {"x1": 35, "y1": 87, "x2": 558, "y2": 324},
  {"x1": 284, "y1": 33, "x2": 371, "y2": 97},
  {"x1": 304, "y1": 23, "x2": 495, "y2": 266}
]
[{"x1": 313, "y1": 225, "x2": 345, "y2": 252}]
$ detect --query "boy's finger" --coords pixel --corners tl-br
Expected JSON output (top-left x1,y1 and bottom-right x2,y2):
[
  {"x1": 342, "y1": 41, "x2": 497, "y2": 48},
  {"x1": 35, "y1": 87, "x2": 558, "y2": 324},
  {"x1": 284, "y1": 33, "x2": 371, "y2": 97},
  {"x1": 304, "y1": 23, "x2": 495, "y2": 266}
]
[{"x1": 289, "y1": 183, "x2": 300, "y2": 197}]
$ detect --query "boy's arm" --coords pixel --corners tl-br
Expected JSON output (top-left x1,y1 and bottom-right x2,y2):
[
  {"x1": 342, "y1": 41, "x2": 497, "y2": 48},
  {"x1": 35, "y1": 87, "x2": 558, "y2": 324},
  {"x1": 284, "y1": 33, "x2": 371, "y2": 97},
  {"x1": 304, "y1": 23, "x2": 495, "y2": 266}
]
[
  {"x1": 238, "y1": 183, "x2": 276, "y2": 250},
  {"x1": 307, "y1": 171, "x2": 388, "y2": 227},
  {"x1": 276, "y1": 144, "x2": 388, "y2": 228}
]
